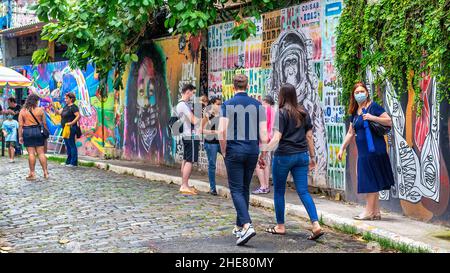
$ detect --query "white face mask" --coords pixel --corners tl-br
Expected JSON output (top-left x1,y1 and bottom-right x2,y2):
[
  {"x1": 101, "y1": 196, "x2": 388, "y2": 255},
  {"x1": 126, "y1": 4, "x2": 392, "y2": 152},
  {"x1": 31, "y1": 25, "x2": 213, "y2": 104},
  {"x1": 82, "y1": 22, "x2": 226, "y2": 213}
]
[{"x1": 355, "y1": 93, "x2": 367, "y2": 103}]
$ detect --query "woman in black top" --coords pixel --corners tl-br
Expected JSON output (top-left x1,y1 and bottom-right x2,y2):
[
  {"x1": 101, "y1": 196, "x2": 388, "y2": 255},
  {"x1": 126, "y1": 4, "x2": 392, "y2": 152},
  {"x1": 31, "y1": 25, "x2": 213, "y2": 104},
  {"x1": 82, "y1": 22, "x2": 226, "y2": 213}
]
[
  {"x1": 56, "y1": 92, "x2": 80, "y2": 166},
  {"x1": 201, "y1": 96, "x2": 222, "y2": 195},
  {"x1": 262, "y1": 83, "x2": 323, "y2": 240}
]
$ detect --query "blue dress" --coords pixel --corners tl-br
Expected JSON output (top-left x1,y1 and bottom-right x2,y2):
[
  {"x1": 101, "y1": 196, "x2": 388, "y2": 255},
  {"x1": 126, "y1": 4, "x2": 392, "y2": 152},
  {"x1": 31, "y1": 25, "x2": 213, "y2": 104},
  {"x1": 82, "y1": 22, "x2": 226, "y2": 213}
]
[{"x1": 352, "y1": 102, "x2": 395, "y2": 193}]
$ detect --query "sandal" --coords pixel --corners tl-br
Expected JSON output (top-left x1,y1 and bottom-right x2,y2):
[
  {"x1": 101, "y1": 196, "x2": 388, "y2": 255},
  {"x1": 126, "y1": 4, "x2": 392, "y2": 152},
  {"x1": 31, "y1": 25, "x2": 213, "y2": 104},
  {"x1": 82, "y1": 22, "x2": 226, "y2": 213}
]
[
  {"x1": 26, "y1": 175, "x2": 37, "y2": 181},
  {"x1": 307, "y1": 229, "x2": 324, "y2": 241},
  {"x1": 265, "y1": 226, "x2": 286, "y2": 235},
  {"x1": 353, "y1": 214, "x2": 375, "y2": 220},
  {"x1": 180, "y1": 188, "x2": 198, "y2": 195}
]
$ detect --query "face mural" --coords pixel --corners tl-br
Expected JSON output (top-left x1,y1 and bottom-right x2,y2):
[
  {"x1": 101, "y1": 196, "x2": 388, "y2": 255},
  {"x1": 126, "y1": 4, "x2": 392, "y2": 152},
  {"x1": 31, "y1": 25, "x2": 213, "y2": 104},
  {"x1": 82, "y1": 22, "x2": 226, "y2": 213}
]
[
  {"x1": 123, "y1": 42, "x2": 171, "y2": 163},
  {"x1": 268, "y1": 30, "x2": 328, "y2": 176},
  {"x1": 136, "y1": 58, "x2": 159, "y2": 153}
]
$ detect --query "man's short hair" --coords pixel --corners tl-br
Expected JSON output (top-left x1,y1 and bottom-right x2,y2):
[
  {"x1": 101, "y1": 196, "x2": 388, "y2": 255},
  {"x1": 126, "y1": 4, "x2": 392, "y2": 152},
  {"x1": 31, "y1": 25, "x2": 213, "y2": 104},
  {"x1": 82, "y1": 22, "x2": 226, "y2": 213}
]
[
  {"x1": 181, "y1": 83, "x2": 196, "y2": 94},
  {"x1": 233, "y1": 74, "x2": 248, "y2": 90},
  {"x1": 7, "y1": 97, "x2": 16, "y2": 103}
]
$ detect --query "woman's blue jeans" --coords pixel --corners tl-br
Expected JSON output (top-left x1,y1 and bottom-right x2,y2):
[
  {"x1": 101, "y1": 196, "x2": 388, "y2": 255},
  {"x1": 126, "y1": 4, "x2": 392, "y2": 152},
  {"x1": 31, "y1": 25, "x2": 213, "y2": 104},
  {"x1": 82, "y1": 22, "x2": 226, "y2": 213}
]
[
  {"x1": 272, "y1": 151, "x2": 319, "y2": 224},
  {"x1": 204, "y1": 142, "x2": 220, "y2": 191},
  {"x1": 64, "y1": 125, "x2": 78, "y2": 166}
]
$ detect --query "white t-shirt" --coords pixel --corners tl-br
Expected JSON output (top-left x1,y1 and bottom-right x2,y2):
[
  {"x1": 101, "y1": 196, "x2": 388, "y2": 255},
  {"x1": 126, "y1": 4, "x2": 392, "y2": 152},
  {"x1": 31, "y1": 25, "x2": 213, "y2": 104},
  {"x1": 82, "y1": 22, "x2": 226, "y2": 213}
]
[{"x1": 176, "y1": 101, "x2": 194, "y2": 137}]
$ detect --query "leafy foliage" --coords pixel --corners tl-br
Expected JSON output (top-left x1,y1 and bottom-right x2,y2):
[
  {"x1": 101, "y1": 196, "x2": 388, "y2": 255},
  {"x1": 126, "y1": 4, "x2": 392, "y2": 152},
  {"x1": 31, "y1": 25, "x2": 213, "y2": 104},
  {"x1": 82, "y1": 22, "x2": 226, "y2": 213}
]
[
  {"x1": 31, "y1": 48, "x2": 51, "y2": 65},
  {"x1": 32, "y1": 0, "x2": 295, "y2": 90},
  {"x1": 336, "y1": 0, "x2": 450, "y2": 114}
]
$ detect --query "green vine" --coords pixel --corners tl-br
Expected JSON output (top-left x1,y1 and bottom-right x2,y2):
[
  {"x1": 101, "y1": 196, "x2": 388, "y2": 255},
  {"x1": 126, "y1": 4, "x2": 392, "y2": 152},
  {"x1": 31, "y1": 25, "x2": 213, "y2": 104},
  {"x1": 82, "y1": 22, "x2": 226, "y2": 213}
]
[{"x1": 336, "y1": 0, "x2": 450, "y2": 115}]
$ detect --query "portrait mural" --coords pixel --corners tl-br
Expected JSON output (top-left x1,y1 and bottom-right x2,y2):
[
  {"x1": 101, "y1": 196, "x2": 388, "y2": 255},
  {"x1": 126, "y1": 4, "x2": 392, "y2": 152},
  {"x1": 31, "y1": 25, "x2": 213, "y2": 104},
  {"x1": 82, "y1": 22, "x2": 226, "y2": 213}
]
[
  {"x1": 123, "y1": 41, "x2": 172, "y2": 164},
  {"x1": 267, "y1": 29, "x2": 328, "y2": 177}
]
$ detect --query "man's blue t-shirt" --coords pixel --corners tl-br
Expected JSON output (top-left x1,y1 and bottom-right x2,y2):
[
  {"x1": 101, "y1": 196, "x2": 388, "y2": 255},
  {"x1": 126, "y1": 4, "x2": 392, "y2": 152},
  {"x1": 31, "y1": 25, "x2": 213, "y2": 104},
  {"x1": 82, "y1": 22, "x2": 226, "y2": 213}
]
[
  {"x1": 221, "y1": 92, "x2": 266, "y2": 155},
  {"x1": 2, "y1": 119, "x2": 19, "y2": 142}
]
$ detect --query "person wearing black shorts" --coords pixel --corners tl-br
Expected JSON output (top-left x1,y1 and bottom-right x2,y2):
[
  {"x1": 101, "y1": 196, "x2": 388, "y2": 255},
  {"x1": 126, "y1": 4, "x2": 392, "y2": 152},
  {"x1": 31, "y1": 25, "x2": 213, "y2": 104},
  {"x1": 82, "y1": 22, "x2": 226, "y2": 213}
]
[{"x1": 176, "y1": 84, "x2": 200, "y2": 195}]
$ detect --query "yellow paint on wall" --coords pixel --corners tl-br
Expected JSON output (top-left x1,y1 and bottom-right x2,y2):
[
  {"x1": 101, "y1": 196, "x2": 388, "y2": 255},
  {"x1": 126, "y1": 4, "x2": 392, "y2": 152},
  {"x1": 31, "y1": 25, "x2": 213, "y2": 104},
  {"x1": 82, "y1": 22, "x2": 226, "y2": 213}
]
[
  {"x1": 405, "y1": 70, "x2": 415, "y2": 147},
  {"x1": 400, "y1": 200, "x2": 434, "y2": 222},
  {"x1": 154, "y1": 35, "x2": 202, "y2": 98}
]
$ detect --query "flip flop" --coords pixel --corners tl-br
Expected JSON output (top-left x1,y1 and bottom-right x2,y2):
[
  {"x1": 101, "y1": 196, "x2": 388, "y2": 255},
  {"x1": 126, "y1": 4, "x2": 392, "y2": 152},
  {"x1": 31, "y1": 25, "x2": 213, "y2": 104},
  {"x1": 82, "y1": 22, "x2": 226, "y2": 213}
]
[
  {"x1": 265, "y1": 226, "x2": 286, "y2": 235},
  {"x1": 307, "y1": 230, "x2": 324, "y2": 241}
]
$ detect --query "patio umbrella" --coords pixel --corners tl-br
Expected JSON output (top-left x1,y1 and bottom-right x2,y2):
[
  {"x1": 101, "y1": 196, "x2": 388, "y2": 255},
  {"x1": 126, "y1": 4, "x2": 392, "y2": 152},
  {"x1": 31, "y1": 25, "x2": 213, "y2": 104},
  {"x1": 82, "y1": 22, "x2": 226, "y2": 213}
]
[{"x1": 0, "y1": 66, "x2": 31, "y2": 87}]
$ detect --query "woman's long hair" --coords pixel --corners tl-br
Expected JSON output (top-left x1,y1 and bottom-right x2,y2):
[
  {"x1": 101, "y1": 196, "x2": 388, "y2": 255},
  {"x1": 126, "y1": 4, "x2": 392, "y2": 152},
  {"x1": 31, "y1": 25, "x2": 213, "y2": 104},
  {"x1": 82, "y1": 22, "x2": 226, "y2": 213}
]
[
  {"x1": 278, "y1": 83, "x2": 306, "y2": 128},
  {"x1": 348, "y1": 82, "x2": 370, "y2": 115},
  {"x1": 23, "y1": 93, "x2": 40, "y2": 110}
]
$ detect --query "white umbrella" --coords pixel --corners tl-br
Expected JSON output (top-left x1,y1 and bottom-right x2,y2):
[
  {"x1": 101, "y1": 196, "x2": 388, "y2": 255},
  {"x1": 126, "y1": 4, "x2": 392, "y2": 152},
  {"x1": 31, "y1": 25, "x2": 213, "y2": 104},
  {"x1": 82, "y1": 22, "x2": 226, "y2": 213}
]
[{"x1": 0, "y1": 66, "x2": 31, "y2": 87}]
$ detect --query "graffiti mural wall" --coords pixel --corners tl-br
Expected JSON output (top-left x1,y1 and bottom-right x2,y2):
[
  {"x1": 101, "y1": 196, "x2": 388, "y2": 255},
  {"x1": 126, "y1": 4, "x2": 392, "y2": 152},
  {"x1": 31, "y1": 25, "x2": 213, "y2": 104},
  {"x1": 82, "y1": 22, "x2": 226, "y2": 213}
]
[
  {"x1": 120, "y1": 34, "x2": 206, "y2": 167},
  {"x1": 5, "y1": 0, "x2": 447, "y2": 224},
  {"x1": 207, "y1": 0, "x2": 345, "y2": 187},
  {"x1": 11, "y1": 61, "x2": 116, "y2": 157},
  {"x1": 206, "y1": 0, "x2": 449, "y2": 223}
]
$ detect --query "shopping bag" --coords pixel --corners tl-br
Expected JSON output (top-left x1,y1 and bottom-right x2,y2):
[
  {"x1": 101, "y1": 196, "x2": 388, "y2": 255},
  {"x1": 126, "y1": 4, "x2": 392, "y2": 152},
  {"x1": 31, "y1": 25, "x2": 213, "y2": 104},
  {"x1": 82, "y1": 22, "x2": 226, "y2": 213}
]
[{"x1": 62, "y1": 124, "x2": 70, "y2": 139}]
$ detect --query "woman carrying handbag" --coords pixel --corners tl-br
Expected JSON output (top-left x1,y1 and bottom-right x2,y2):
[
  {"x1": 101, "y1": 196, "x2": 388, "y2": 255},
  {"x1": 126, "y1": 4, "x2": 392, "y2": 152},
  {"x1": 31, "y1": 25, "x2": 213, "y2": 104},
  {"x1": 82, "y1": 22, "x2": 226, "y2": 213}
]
[
  {"x1": 18, "y1": 94, "x2": 49, "y2": 180},
  {"x1": 56, "y1": 92, "x2": 81, "y2": 167},
  {"x1": 337, "y1": 82, "x2": 395, "y2": 220}
]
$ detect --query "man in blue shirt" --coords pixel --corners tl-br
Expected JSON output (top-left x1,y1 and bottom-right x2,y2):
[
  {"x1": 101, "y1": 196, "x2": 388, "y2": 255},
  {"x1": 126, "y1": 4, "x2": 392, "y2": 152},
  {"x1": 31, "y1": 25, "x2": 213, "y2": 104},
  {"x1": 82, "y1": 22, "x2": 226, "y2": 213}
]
[
  {"x1": 2, "y1": 114, "x2": 19, "y2": 163},
  {"x1": 219, "y1": 74, "x2": 268, "y2": 246}
]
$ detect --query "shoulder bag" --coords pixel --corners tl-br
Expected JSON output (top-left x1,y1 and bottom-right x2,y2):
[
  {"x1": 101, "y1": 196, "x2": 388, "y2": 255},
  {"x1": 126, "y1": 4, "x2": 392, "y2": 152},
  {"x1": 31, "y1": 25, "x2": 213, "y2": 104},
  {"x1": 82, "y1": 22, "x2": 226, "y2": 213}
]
[
  {"x1": 367, "y1": 103, "x2": 391, "y2": 136},
  {"x1": 69, "y1": 105, "x2": 82, "y2": 138},
  {"x1": 28, "y1": 109, "x2": 50, "y2": 139}
]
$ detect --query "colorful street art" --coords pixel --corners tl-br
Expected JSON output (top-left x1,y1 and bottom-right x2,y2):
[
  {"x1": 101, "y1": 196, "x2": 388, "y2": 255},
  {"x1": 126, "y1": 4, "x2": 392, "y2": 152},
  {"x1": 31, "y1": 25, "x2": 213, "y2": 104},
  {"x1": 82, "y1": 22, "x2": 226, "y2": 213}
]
[
  {"x1": 204, "y1": 0, "x2": 448, "y2": 222},
  {"x1": 12, "y1": 61, "x2": 116, "y2": 157},
  {"x1": 122, "y1": 41, "x2": 172, "y2": 164},
  {"x1": 120, "y1": 34, "x2": 204, "y2": 166},
  {"x1": 262, "y1": 11, "x2": 281, "y2": 69},
  {"x1": 4, "y1": 0, "x2": 447, "y2": 224},
  {"x1": 322, "y1": 0, "x2": 345, "y2": 190}
]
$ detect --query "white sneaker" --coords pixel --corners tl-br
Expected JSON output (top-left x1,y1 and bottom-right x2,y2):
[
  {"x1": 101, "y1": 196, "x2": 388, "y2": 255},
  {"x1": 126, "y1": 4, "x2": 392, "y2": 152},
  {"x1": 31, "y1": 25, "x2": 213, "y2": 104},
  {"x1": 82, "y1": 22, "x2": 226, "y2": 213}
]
[
  {"x1": 236, "y1": 224, "x2": 256, "y2": 246},
  {"x1": 232, "y1": 227, "x2": 242, "y2": 238},
  {"x1": 9, "y1": 159, "x2": 14, "y2": 163}
]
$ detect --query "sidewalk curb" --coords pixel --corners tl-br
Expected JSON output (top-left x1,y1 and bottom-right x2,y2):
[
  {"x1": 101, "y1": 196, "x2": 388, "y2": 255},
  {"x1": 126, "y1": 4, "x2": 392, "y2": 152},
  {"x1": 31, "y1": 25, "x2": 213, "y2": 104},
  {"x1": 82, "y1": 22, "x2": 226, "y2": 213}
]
[{"x1": 62, "y1": 156, "x2": 447, "y2": 253}]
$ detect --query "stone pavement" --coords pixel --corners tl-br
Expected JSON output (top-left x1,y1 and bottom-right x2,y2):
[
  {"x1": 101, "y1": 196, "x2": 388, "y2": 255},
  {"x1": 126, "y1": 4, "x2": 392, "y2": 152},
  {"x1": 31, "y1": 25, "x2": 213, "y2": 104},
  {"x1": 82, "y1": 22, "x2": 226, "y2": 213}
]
[
  {"x1": 0, "y1": 157, "x2": 381, "y2": 253},
  {"x1": 71, "y1": 155, "x2": 450, "y2": 252}
]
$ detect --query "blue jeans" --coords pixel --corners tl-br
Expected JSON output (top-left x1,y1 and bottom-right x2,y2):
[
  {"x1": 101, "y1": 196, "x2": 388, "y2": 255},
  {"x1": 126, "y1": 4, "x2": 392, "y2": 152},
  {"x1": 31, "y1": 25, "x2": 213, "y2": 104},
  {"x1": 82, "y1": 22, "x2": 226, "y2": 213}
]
[
  {"x1": 204, "y1": 142, "x2": 220, "y2": 191},
  {"x1": 272, "y1": 152, "x2": 318, "y2": 224},
  {"x1": 64, "y1": 125, "x2": 78, "y2": 166},
  {"x1": 225, "y1": 152, "x2": 259, "y2": 227}
]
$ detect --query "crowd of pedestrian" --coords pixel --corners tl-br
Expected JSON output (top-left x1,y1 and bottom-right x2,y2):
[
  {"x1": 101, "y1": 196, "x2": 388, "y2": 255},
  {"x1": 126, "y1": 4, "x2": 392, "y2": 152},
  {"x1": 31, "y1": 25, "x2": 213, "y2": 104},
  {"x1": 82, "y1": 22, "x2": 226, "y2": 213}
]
[
  {"x1": 0, "y1": 73, "x2": 394, "y2": 248},
  {"x1": 173, "y1": 74, "x2": 393, "y2": 246}
]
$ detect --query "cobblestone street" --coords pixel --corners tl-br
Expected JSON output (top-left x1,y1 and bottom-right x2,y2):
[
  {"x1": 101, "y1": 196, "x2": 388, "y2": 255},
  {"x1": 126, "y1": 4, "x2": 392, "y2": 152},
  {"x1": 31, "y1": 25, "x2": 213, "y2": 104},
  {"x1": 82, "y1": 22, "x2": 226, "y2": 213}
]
[{"x1": 0, "y1": 158, "x2": 377, "y2": 253}]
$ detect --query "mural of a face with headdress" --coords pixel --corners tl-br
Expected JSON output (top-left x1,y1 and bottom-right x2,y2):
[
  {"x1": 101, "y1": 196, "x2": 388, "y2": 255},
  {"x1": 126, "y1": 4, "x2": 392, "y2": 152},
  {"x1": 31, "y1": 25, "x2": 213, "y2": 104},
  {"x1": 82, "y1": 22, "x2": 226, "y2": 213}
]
[
  {"x1": 124, "y1": 42, "x2": 171, "y2": 163},
  {"x1": 268, "y1": 29, "x2": 328, "y2": 176},
  {"x1": 269, "y1": 30, "x2": 317, "y2": 103}
]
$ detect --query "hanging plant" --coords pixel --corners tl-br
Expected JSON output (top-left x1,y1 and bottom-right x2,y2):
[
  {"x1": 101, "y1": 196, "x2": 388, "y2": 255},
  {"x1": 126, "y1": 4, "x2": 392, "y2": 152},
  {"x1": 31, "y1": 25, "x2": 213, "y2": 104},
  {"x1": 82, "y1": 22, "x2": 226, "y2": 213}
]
[{"x1": 336, "y1": 0, "x2": 450, "y2": 115}]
